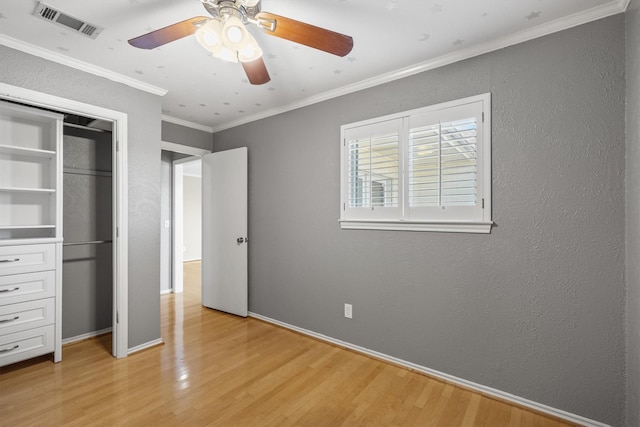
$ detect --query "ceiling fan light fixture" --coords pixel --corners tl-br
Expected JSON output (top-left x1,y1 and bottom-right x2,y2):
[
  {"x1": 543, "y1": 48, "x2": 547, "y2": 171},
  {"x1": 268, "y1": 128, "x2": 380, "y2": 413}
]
[
  {"x1": 238, "y1": 34, "x2": 262, "y2": 62},
  {"x1": 222, "y1": 15, "x2": 250, "y2": 50},
  {"x1": 195, "y1": 19, "x2": 223, "y2": 52},
  {"x1": 218, "y1": 46, "x2": 239, "y2": 63},
  {"x1": 196, "y1": 19, "x2": 238, "y2": 63}
]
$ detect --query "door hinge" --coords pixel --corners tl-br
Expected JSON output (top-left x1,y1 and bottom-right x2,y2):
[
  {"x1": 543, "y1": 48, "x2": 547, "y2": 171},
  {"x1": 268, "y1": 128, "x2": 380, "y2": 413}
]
[
  {"x1": 343, "y1": 203, "x2": 346, "y2": 211},
  {"x1": 116, "y1": 139, "x2": 119, "y2": 152},
  {"x1": 116, "y1": 227, "x2": 119, "y2": 238},
  {"x1": 343, "y1": 138, "x2": 346, "y2": 147},
  {"x1": 482, "y1": 112, "x2": 485, "y2": 123},
  {"x1": 482, "y1": 198, "x2": 485, "y2": 209},
  {"x1": 116, "y1": 311, "x2": 119, "y2": 324}
]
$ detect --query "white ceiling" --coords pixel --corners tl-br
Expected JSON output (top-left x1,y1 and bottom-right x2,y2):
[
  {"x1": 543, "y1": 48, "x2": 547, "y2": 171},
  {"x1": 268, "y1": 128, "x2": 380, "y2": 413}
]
[{"x1": 0, "y1": 0, "x2": 628, "y2": 132}]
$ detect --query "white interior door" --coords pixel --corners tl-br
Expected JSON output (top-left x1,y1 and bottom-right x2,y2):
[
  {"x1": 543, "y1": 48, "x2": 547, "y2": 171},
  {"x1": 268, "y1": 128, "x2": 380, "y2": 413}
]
[{"x1": 201, "y1": 147, "x2": 248, "y2": 317}]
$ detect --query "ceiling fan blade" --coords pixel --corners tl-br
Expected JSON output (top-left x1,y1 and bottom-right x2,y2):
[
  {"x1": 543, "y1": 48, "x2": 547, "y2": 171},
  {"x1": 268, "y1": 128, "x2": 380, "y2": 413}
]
[
  {"x1": 255, "y1": 12, "x2": 353, "y2": 57},
  {"x1": 241, "y1": 57, "x2": 271, "y2": 85},
  {"x1": 128, "y1": 16, "x2": 209, "y2": 49}
]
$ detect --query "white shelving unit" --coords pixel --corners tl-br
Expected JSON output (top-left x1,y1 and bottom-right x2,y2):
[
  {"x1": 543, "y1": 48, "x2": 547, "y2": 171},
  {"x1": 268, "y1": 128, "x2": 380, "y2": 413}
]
[{"x1": 0, "y1": 101, "x2": 63, "y2": 367}]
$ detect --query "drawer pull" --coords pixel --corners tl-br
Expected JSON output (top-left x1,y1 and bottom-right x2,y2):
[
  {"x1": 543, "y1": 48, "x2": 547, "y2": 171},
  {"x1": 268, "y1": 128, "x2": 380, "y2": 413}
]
[
  {"x1": 0, "y1": 258, "x2": 20, "y2": 263},
  {"x1": 0, "y1": 287, "x2": 20, "y2": 293},
  {"x1": 0, "y1": 316, "x2": 19, "y2": 324},
  {"x1": 0, "y1": 345, "x2": 19, "y2": 353}
]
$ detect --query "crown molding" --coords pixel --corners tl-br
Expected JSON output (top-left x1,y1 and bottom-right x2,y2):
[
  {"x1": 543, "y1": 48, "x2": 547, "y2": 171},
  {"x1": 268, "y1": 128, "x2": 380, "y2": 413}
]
[
  {"x1": 0, "y1": 34, "x2": 167, "y2": 96},
  {"x1": 618, "y1": 0, "x2": 631, "y2": 11},
  {"x1": 161, "y1": 114, "x2": 214, "y2": 133},
  {"x1": 211, "y1": 0, "x2": 627, "y2": 133}
]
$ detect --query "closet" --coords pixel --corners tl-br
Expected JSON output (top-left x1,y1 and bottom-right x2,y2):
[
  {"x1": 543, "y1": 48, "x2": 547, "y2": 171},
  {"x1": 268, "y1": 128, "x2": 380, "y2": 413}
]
[
  {"x1": 0, "y1": 100, "x2": 114, "y2": 367},
  {"x1": 62, "y1": 117, "x2": 113, "y2": 343}
]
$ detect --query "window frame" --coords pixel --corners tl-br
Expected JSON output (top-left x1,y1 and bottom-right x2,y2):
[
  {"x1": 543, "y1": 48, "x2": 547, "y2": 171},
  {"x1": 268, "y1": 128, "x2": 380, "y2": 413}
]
[{"x1": 339, "y1": 93, "x2": 492, "y2": 233}]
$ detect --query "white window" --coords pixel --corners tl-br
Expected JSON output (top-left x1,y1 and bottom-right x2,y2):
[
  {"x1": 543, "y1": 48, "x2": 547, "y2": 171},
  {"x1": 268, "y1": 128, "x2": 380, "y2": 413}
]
[{"x1": 340, "y1": 93, "x2": 492, "y2": 233}]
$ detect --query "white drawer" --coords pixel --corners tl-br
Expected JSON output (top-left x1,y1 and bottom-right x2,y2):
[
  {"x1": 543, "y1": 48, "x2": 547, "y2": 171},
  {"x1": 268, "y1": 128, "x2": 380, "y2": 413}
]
[
  {"x1": 0, "y1": 324, "x2": 54, "y2": 368},
  {"x1": 0, "y1": 298, "x2": 54, "y2": 336},
  {"x1": 0, "y1": 270, "x2": 55, "y2": 305},
  {"x1": 0, "y1": 244, "x2": 56, "y2": 276}
]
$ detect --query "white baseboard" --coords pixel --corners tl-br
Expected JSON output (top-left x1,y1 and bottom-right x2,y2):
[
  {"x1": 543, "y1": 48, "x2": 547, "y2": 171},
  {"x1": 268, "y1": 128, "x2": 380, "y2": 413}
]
[
  {"x1": 62, "y1": 327, "x2": 112, "y2": 346},
  {"x1": 249, "y1": 312, "x2": 609, "y2": 427},
  {"x1": 128, "y1": 338, "x2": 164, "y2": 355},
  {"x1": 160, "y1": 289, "x2": 172, "y2": 295}
]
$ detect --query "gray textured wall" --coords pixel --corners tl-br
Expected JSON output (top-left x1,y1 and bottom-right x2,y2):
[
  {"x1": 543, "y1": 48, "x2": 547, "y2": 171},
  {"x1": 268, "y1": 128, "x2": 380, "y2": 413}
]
[
  {"x1": 626, "y1": 0, "x2": 640, "y2": 426},
  {"x1": 0, "y1": 45, "x2": 162, "y2": 349},
  {"x1": 162, "y1": 120, "x2": 213, "y2": 151},
  {"x1": 213, "y1": 16, "x2": 626, "y2": 425}
]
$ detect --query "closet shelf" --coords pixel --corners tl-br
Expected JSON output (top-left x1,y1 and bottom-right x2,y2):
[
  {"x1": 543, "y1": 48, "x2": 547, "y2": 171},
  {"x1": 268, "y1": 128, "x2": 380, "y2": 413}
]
[
  {"x1": 0, "y1": 187, "x2": 56, "y2": 193},
  {"x1": 0, "y1": 225, "x2": 56, "y2": 230},
  {"x1": 0, "y1": 144, "x2": 56, "y2": 157}
]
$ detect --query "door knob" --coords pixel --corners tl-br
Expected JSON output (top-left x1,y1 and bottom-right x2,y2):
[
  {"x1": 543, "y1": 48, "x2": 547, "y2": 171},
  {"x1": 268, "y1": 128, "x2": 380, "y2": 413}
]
[{"x1": 237, "y1": 237, "x2": 244, "y2": 244}]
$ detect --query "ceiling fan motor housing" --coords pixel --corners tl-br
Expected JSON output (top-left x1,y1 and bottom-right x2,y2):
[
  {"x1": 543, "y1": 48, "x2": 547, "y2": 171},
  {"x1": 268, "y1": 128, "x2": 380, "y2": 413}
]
[{"x1": 201, "y1": 0, "x2": 262, "y2": 22}]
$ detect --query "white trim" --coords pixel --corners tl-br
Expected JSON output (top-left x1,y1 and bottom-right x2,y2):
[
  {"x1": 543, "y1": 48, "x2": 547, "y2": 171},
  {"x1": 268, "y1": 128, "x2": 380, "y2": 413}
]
[
  {"x1": 160, "y1": 289, "x2": 172, "y2": 295},
  {"x1": 161, "y1": 140, "x2": 211, "y2": 156},
  {"x1": 0, "y1": 82, "x2": 129, "y2": 360},
  {"x1": 162, "y1": 115, "x2": 214, "y2": 133},
  {"x1": 54, "y1": 243, "x2": 62, "y2": 362},
  {"x1": 210, "y1": 0, "x2": 627, "y2": 133},
  {"x1": 114, "y1": 115, "x2": 129, "y2": 359},
  {"x1": 339, "y1": 220, "x2": 493, "y2": 234},
  {"x1": 62, "y1": 328, "x2": 112, "y2": 346},
  {"x1": 128, "y1": 338, "x2": 164, "y2": 354},
  {"x1": 249, "y1": 312, "x2": 610, "y2": 427},
  {"x1": 0, "y1": 35, "x2": 167, "y2": 97},
  {"x1": 172, "y1": 161, "x2": 185, "y2": 294}
]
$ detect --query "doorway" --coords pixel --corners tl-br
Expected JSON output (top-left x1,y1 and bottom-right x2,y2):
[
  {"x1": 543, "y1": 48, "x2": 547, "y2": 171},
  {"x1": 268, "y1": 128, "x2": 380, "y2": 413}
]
[
  {"x1": 159, "y1": 142, "x2": 210, "y2": 298},
  {"x1": 159, "y1": 143, "x2": 209, "y2": 339}
]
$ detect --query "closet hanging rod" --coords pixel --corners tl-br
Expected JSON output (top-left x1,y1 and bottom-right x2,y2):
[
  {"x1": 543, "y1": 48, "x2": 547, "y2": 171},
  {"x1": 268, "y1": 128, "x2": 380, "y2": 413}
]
[
  {"x1": 63, "y1": 122, "x2": 112, "y2": 133},
  {"x1": 63, "y1": 240, "x2": 113, "y2": 246}
]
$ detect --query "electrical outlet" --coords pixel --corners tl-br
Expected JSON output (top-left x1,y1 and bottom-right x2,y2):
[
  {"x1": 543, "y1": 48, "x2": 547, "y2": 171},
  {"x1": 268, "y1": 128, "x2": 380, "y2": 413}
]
[{"x1": 344, "y1": 303, "x2": 353, "y2": 319}]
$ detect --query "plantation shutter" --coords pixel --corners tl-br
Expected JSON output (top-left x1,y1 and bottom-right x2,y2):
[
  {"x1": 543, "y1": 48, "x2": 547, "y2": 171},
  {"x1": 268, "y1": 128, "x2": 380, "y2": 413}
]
[
  {"x1": 340, "y1": 93, "x2": 491, "y2": 232},
  {"x1": 407, "y1": 102, "x2": 482, "y2": 221},
  {"x1": 343, "y1": 119, "x2": 402, "y2": 220}
]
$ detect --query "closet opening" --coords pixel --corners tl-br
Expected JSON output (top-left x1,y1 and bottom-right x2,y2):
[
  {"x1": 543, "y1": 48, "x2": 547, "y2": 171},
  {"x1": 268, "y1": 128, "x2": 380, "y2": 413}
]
[
  {"x1": 61, "y1": 113, "x2": 114, "y2": 355},
  {"x1": 0, "y1": 83, "x2": 128, "y2": 360}
]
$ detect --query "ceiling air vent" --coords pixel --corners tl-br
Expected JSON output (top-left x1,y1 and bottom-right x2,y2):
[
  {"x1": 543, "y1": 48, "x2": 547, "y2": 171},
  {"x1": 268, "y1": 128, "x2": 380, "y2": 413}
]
[{"x1": 33, "y1": 2, "x2": 103, "y2": 39}]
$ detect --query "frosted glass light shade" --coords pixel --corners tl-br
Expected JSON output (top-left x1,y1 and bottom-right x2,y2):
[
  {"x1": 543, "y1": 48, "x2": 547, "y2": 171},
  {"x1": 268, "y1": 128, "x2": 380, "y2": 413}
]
[
  {"x1": 195, "y1": 20, "x2": 224, "y2": 52},
  {"x1": 238, "y1": 32, "x2": 263, "y2": 62},
  {"x1": 196, "y1": 19, "x2": 238, "y2": 63},
  {"x1": 222, "y1": 16, "x2": 250, "y2": 50}
]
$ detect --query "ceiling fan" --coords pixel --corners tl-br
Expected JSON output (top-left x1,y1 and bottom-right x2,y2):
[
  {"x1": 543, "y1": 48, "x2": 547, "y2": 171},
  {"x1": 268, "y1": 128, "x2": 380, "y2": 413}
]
[{"x1": 128, "y1": 0, "x2": 354, "y2": 85}]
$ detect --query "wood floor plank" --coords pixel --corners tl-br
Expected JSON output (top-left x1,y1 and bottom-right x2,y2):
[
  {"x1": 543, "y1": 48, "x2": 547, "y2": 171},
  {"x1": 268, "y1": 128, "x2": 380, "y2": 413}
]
[{"x1": 0, "y1": 261, "x2": 579, "y2": 426}]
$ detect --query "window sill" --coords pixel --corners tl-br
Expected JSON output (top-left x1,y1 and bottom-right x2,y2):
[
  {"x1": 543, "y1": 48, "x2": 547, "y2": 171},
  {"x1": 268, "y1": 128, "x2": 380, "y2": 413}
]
[{"x1": 339, "y1": 220, "x2": 493, "y2": 234}]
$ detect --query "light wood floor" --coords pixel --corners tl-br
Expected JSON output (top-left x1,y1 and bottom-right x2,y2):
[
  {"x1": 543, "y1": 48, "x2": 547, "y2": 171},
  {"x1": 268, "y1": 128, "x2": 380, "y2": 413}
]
[{"x1": 0, "y1": 261, "x2": 576, "y2": 426}]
